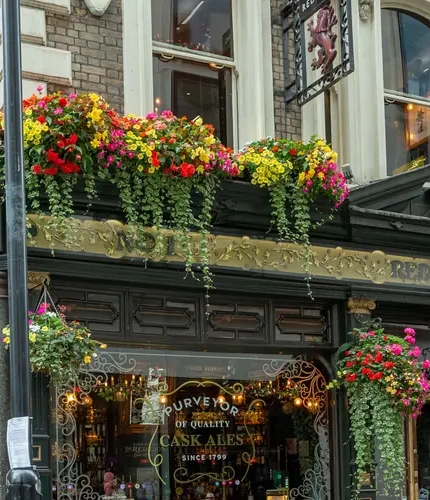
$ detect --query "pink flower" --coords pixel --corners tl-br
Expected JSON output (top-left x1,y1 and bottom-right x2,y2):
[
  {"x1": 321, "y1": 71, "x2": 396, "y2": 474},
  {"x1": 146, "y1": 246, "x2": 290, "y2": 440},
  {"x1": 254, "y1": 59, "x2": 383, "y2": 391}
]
[
  {"x1": 146, "y1": 112, "x2": 158, "y2": 120},
  {"x1": 360, "y1": 333, "x2": 367, "y2": 339},
  {"x1": 36, "y1": 85, "x2": 44, "y2": 93},
  {"x1": 368, "y1": 330, "x2": 375, "y2": 337},
  {"x1": 408, "y1": 346, "x2": 421, "y2": 357},
  {"x1": 404, "y1": 327, "x2": 416, "y2": 336},
  {"x1": 36, "y1": 302, "x2": 49, "y2": 315},
  {"x1": 54, "y1": 107, "x2": 63, "y2": 115},
  {"x1": 405, "y1": 335, "x2": 415, "y2": 344},
  {"x1": 387, "y1": 344, "x2": 403, "y2": 356},
  {"x1": 422, "y1": 360, "x2": 430, "y2": 370}
]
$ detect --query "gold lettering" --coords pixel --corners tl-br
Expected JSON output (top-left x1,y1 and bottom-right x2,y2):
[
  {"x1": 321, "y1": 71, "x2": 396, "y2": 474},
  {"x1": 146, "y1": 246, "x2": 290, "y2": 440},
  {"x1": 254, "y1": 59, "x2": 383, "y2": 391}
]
[
  {"x1": 171, "y1": 436, "x2": 181, "y2": 447},
  {"x1": 190, "y1": 435, "x2": 202, "y2": 446},
  {"x1": 181, "y1": 434, "x2": 190, "y2": 446},
  {"x1": 236, "y1": 434, "x2": 244, "y2": 446},
  {"x1": 159, "y1": 435, "x2": 170, "y2": 448},
  {"x1": 217, "y1": 434, "x2": 226, "y2": 446},
  {"x1": 206, "y1": 435, "x2": 216, "y2": 446},
  {"x1": 227, "y1": 434, "x2": 235, "y2": 446}
]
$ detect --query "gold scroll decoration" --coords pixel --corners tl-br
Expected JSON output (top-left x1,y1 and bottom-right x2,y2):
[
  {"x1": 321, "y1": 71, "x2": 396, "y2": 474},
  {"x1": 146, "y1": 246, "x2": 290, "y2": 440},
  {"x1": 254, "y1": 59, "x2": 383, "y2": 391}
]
[{"x1": 26, "y1": 214, "x2": 430, "y2": 287}]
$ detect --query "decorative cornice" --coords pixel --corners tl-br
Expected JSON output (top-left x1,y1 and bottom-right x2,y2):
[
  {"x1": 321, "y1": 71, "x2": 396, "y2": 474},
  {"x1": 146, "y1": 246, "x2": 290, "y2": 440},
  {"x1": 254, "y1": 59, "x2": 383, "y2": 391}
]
[
  {"x1": 83, "y1": 0, "x2": 113, "y2": 16},
  {"x1": 347, "y1": 297, "x2": 376, "y2": 315},
  {"x1": 25, "y1": 214, "x2": 430, "y2": 289}
]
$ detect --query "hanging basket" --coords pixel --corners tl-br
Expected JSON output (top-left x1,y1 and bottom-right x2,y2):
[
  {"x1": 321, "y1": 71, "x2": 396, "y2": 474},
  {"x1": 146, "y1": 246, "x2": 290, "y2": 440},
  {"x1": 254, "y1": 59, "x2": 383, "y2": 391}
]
[{"x1": 1, "y1": 281, "x2": 107, "y2": 385}]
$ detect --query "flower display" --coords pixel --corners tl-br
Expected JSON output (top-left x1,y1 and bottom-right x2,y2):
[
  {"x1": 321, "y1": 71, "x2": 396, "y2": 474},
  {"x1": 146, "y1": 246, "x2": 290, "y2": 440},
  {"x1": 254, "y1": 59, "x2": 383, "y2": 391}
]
[
  {"x1": 0, "y1": 90, "x2": 348, "y2": 294},
  {"x1": 1, "y1": 302, "x2": 106, "y2": 385},
  {"x1": 329, "y1": 326, "x2": 430, "y2": 494},
  {"x1": 236, "y1": 136, "x2": 349, "y2": 294}
]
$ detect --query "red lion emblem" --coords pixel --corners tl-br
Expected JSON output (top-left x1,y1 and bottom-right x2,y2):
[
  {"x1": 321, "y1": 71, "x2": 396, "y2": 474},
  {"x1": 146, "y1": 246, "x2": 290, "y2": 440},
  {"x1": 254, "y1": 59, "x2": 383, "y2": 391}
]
[{"x1": 307, "y1": 4, "x2": 338, "y2": 74}]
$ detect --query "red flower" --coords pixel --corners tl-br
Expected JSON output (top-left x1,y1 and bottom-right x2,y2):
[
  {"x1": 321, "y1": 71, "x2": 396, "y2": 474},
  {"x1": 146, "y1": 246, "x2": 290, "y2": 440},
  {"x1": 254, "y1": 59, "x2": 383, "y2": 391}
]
[
  {"x1": 58, "y1": 97, "x2": 68, "y2": 108},
  {"x1": 46, "y1": 149, "x2": 65, "y2": 166},
  {"x1": 355, "y1": 351, "x2": 363, "y2": 358},
  {"x1": 179, "y1": 163, "x2": 196, "y2": 178},
  {"x1": 32, "y1": 165, "x2": 42, "y2": 175},
  {"x1": 346, "y1": 373, "x2": 356, "y2": 383},
  {"x1": 67, "y1": 134, "x2": 78, "y2": 145},
  {"x1": 361, "y1": 368, "x2": 372, "y2": 376},
  {"x1": 43, "y1": 167, "x2": 58, "y2": 176},
  {"x1": 374, "y1": 372, "x2": 383, "y2": 379},
  {"x1": 383, "y1": 361, "x2": 395, "y2": 370},
  {"x1": 289, "y1": 148, "x2": 297, "y2": 156},
  {"x1": 345, "y1": 351, "x2": 351, "y2": 357},
  {"x1": 375, "y1": 352, "x2": 383, "y2": 363},
  {"x1": 60, "y1": 162, "x2": 80, "y2": 174},
  {"x1": 346, "y1": 361, "x2": 356, "y2": 368},
  {"x1": 151, "y1": 150, "x2": 160, "y2": 167},
  {"x1": 57, "y1": 140, "x2": 66, "y2": 149},
  {"x1": 36, "y1": 115, "x2": 46, "y2": 124}
]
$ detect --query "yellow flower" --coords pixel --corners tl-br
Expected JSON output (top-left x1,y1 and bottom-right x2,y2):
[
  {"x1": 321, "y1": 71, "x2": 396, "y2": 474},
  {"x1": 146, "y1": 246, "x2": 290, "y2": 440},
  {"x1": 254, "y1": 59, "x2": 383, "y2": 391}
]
[
  {"x1": 89, "y1": 93, "x2": 100, "y2": 102},
  {"x1": 100, "y1": 344, "x2": 107, "y2": 349},
  {"x1": 41, "y1": 326, "x2": 49, "y2": 332},
  {"x1": 298, "y1": 172, "x2": 306, "y2": 183},
  {"x1": 317, "y1": 172, "x2": 325, "y2": 180},
  {"x1": 25, "y1": 109, "x2": 32, "y2": 116},
  {"x1": 137, "y1": 165, "x2": 144, "y2": 172},
  {"x1": 90, "y1": 138, "x2": 101, "y2": 148},
  {"x1": 194, "y1": 117, "x2": 203, "y2": 126},
  {"x1": 148, "y1": 167, "x2": 155, "y2": 173},
  {"x1": 308, "y1": 168, "x2": 315, "y2": 178},
  {"x1": 84, "y1": 355, "x2": 92, "y2": 364},
  {"x1": 3, "y1": 336, "x2": 10, "y2": 345},
  {"x1": 2, "y1": 327, "x2": 10, "y2": 335},
  {"x1": 204, "y1": 135, "x2": 215, "y2": 146},
  {"x1": 29, "y1": 333, "x2": 36, "y2": 343}
]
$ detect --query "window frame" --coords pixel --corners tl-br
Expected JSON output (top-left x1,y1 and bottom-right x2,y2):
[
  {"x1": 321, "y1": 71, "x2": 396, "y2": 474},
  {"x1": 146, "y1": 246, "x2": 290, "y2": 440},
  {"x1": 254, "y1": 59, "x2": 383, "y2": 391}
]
[
  {"x1": 382, "y1": 7, "x2": 430, "y2": 175},
  {"x1": 151, "y1": 1, "x2": 239, "y2": 149},
  {"x1": 122, "y1": 0, "x2": 275, "y2": 151}
]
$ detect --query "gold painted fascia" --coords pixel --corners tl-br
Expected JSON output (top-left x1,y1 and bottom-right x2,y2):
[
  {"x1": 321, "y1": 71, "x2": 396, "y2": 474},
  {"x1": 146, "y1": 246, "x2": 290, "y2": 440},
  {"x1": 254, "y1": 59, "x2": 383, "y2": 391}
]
[{"x1": 27, "y1": 214, "x2": 430, "y2": 287}]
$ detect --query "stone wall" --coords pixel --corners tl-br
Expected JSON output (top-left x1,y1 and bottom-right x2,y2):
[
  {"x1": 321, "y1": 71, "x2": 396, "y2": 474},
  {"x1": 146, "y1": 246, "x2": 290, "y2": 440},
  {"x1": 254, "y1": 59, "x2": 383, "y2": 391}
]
[{"x1": 45, "y1": 0, "x2": 124, "y2": 112}]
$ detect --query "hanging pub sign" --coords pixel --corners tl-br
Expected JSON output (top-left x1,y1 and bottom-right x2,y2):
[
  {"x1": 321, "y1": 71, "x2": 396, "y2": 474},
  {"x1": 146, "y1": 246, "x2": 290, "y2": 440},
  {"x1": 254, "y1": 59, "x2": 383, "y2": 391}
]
[{"x1": 285, "y1": 0, "x2": 354, "y2": 105}]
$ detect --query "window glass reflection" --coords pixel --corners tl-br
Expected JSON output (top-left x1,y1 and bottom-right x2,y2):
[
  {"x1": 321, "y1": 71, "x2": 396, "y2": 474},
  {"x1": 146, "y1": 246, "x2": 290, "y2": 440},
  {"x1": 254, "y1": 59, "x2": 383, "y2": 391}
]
[
  {"x1": 385, "y1": 100, "x2": 429, "y2": 175},
  {"x1": 382, "y1": 10, "x2": 430, "y2": 99},
  {"x1": 153, "y1": 56, "x2": 233, "y2": 146},
  {"x1": 152, "y1": 0, "x2": 233, "y2": 57},
  {"x1": 51, "y1": 350, "x2": 332, "y2": 500}
]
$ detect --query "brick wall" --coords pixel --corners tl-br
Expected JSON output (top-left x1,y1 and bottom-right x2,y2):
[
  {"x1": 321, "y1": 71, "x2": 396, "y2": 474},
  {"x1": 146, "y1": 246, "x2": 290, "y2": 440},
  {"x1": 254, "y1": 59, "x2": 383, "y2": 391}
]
[
  {"x1": 271, "y1": 0, "x2": 302, "y2": 140},
  {"x1": 45, "y1": 0, "x2": 124, "y2": 113}
]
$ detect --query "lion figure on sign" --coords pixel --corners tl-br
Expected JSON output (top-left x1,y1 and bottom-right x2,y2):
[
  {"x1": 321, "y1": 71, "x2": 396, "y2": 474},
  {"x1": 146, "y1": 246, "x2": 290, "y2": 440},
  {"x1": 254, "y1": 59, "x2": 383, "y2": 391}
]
[{"x1": 307, "y1": 4, "x2": 338, "y2": 74}]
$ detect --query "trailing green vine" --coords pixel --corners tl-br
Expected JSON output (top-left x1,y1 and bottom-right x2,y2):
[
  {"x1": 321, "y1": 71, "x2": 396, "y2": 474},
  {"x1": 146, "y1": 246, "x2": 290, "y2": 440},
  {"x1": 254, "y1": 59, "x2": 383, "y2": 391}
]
[
  {"x1": 236, "y1": 137, "x2": 348, "y2": 296},
  {"x1": 0, "y1": 91, "x2": 348, "y2": 295},
  {"x1": 329, "y1": 326, "x2": 430, "y2": 496}
]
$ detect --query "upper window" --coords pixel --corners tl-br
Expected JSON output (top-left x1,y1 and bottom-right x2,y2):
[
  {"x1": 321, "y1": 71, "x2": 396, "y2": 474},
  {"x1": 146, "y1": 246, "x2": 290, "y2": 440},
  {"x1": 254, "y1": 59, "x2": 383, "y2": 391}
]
[
  {"x1": 152, "y1": 0, "x2": 233, "y2": 57},
  {"x1": 382, "y1": 10, "x2": 430, "y2": 175},
  {"x1": 151, "y1": 0, "x2": 235, "y2": 146}
]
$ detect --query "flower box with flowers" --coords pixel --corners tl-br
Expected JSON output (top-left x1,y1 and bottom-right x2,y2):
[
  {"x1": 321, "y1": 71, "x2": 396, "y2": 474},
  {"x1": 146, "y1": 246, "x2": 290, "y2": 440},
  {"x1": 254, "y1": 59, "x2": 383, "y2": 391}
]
[
  {"x1": 328, "y1": 326, "x2": 430, "y2": 495},
  {"x1": 0, "y1": 89, "x2": 348, "y2": 293},
  {"x1": 1, "y1": 302, "x2": 106, "y2": 385}
]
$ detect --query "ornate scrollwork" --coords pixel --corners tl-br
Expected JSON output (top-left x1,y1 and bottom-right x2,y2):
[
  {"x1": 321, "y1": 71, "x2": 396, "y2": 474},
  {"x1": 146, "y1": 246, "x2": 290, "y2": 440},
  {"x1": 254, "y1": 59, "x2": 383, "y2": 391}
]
[
  {"x1": 53, "y1": 353, "x2": 330, "y2": 500},
  {"x1": 263, "y1": 357, "x2": 330, "y2": 500}
]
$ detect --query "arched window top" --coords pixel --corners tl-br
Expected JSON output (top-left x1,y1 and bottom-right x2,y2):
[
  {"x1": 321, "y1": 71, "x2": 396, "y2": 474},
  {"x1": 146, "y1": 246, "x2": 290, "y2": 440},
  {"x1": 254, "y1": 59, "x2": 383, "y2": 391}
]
[{"x1": 382, "y1": 9, "x2": 430, "y2": 100}]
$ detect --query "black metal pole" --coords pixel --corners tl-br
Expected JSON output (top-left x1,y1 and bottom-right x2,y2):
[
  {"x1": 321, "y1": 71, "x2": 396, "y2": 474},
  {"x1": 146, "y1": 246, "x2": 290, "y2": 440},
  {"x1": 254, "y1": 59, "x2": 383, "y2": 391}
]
[{"x1": 2, "y1": 0, "x2": 41, "y2": 498}]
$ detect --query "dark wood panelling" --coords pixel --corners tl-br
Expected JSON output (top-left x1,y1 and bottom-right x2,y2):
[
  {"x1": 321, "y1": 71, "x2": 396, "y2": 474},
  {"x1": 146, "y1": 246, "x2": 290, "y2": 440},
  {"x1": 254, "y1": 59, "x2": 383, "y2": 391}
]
[
  {"x1": 205, "y1": 300, "x2": 269, "y2": 344},
  {"x1": 51, "y1": 288, "x2": 124, "y2": 338},
  {"x1": 130, "y1": 293, "x2": 201, "y2": 340},
  {"x1": 274, "y1": 305, "x2": 330, "y2": 344}
]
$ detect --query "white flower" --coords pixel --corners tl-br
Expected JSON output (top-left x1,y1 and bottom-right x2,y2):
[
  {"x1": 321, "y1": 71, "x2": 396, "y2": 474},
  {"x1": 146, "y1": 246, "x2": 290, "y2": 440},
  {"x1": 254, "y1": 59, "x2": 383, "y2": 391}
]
[
  {"x1": 30, "y1": 324, "x2": 40, "y2": 332},
  {"x1": 47, "y1": 312, "x2": 56, "y2": 318}
]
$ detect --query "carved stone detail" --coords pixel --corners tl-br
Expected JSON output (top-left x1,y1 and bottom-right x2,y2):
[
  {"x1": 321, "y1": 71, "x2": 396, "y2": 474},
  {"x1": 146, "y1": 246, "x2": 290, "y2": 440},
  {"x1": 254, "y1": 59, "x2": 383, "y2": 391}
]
[
  {"x1": 359, "y1": 0, "x2": 374, "y2": 22},
  {"x1": 347, "y1": 297, "x2": 376, "y2": 315},
  {"x1": 28, "y1": 272, "x2": 50, "y2": 289},
  {"x1": 83, "y1": 0, "x2": 113, "y2": 16}
]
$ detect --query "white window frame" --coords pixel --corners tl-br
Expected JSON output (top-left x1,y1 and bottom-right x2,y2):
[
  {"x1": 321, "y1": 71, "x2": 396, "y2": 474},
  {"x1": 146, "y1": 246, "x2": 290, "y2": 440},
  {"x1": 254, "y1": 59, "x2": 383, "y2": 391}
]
[
  {"x1": 381, "y1": 5, "x2": 430, "y2": 175},
  {"x1": 122, "y1": 0, "x2": 275, "y2": 150}
]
